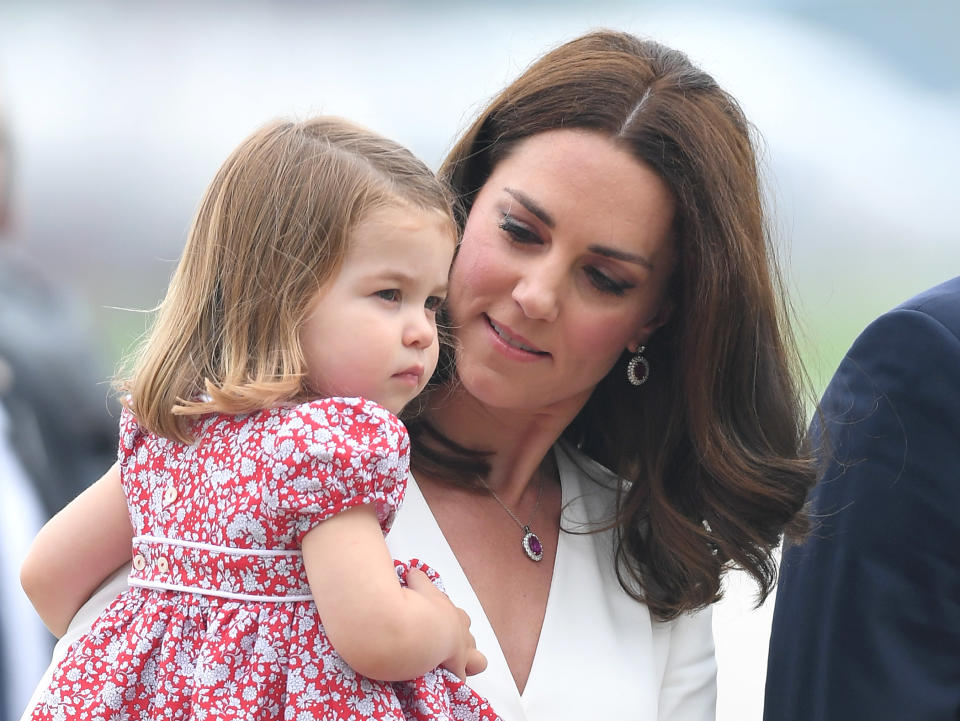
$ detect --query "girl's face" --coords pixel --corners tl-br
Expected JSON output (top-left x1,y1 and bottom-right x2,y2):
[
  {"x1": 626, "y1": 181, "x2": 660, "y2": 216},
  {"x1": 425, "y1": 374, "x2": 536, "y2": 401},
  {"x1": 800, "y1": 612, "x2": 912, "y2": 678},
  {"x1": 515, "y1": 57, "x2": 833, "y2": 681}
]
[
  {"x1": 447, "y1": 129, "x2": 677, "y2": 415},
  {"x1": 300, "y1": 204, "x2": 455, "y2": 415}
]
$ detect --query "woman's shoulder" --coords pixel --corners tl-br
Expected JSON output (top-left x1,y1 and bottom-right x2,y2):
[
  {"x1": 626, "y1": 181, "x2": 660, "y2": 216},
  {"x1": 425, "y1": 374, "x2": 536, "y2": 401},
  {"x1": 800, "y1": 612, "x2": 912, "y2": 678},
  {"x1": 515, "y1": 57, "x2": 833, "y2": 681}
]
[
  {"x1": 555, "y1": 440, "x2": 625, "y2": 506},
  {"x1": 555, "y1": 440, "x2": 621, "y2": 487},
  {"x1": 555, "y1": 440, "x2": 629, "y2": 532}
]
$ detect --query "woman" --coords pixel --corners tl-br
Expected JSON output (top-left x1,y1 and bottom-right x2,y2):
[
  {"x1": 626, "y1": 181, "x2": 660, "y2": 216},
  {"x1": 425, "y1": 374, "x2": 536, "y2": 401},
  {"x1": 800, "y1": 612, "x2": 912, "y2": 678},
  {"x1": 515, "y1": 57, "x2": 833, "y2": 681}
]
[{"x1": 23, "y1": 30, "x2": 813, "y2": 721}]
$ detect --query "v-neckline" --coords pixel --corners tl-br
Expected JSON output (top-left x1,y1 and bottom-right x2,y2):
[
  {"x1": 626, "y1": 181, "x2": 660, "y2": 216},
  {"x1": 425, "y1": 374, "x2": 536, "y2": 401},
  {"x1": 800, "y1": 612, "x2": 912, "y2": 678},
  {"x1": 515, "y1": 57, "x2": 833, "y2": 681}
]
[{"x1": 388, "y1": 448, "x2": 575, "y2": 718}]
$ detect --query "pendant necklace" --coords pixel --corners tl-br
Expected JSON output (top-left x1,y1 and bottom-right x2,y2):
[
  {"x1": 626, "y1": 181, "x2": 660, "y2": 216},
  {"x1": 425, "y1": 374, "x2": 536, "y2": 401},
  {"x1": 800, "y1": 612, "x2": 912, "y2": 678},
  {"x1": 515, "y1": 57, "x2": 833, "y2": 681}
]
[{"x1": 478, "y1": 475, "x2": 545, "y2": 562}]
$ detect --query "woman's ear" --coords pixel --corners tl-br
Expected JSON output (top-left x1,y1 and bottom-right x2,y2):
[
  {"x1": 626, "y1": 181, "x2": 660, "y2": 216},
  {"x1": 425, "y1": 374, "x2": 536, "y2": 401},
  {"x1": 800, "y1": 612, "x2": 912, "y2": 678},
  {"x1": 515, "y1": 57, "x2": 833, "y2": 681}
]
[{"x1": 628, "y1": 298, "x2": 674, "y2": 353}]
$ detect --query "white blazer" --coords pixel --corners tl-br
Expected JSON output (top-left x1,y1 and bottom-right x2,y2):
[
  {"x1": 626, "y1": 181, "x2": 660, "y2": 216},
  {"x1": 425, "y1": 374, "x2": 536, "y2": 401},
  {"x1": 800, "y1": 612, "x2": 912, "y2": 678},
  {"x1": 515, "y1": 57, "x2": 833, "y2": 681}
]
[
  {"x1": 22, "y1": 443, "x2": 716, "y2": 721},
  {"x1": 388, "y1": 443, "x2": 716, "y2": 721}
]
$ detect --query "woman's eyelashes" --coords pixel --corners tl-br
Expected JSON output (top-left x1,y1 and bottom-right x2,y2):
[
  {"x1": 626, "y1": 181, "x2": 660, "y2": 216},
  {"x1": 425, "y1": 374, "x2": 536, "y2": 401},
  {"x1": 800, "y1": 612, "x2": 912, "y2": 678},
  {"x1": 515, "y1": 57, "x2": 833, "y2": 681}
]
[
  {"x1": 498, "y1": 213, "x2": 540, "y2": 245},
  {"x1": 584, "y1": 267, "x2": 633, "y2": 296},
  {"x1": 499, "y1": 212, "x2": 635, "y2": 297}
]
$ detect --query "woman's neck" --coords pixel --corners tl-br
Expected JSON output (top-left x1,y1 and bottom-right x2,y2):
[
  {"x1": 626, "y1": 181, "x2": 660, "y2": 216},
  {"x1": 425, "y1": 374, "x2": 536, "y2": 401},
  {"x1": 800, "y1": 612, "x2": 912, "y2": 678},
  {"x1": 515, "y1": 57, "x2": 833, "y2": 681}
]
[{"x1": 422, "y1": 383, "x2": 586, "y2": 504}]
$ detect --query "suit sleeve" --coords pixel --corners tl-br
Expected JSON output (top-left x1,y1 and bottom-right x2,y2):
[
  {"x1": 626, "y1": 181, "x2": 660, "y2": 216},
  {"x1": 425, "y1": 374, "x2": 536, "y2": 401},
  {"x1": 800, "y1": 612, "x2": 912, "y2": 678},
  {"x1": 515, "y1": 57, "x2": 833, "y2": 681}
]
[{"x1": 764, "y1": 308, "x2": 960, "y2": 720}]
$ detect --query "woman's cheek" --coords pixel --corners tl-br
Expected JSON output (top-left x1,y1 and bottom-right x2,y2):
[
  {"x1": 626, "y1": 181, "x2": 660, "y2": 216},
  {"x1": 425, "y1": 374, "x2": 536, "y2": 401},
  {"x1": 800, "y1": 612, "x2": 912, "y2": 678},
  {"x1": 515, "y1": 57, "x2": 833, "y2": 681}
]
[
  {"x1": 449, "y1": 236, "x2": 507, "y2": 312},
  {"x1": 568, "y1": 309, "x2": 638, "y2": 366}
]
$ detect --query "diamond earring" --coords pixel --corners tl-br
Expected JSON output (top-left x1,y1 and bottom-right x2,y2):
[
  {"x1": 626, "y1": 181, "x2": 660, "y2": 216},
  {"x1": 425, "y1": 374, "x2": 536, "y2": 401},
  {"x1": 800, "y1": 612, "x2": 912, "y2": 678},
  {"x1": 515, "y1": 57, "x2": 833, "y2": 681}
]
[{"x1": 626, "y1": 346, "x2": 650, "y2": 386}]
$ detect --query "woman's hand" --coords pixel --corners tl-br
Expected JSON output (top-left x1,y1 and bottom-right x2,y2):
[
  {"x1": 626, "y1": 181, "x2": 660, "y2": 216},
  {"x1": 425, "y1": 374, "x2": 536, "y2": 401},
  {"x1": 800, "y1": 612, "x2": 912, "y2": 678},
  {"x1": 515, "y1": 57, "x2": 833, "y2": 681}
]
[{"x1": 405, "y1": 567, "x2": 487, "y2": 680}]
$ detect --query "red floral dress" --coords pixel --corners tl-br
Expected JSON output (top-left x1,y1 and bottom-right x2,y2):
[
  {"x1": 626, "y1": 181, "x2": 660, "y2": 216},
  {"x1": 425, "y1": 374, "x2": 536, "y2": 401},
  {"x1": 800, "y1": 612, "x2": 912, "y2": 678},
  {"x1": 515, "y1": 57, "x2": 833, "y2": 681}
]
[{"x1": 31, "y1": 397, "x2": 501, "y2": 721}]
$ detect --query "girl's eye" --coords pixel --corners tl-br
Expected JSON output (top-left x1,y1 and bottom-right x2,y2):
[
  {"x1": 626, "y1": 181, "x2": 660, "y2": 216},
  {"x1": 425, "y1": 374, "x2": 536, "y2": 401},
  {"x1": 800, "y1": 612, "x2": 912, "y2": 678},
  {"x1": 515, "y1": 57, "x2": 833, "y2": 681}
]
[
  {"x1": 424, "y1": 295, "x2": 445, "y2": 312},
  {"x1": 375, "y1": 289, "x2": 401, "y2": 303},
  {"x1": 584, "y1": 266, "x2": 632, "y2": 296},
  {"x1": 499, "y1": 213, "x2": 541, "y2": 245}
]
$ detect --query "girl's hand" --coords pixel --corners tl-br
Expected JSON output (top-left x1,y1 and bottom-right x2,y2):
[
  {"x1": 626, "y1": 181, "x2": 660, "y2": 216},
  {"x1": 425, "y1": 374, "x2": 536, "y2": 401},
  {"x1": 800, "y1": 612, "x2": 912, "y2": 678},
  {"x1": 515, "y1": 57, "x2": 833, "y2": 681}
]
[{"x1": 405, "y1": 567, "x2": 488, "y2": 680}]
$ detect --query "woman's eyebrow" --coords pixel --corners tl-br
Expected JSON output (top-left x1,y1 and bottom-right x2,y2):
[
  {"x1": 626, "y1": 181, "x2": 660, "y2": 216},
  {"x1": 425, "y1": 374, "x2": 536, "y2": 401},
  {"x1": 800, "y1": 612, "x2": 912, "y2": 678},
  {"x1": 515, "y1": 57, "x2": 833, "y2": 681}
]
[
  {"x1": 504, "y1": 187, "x2": 555, "y2": 228},
  {"x1": 588, "y1": 245, "x2": 654, "y2": 270},
  {"x1": 504, "y1": 186, "x2": 653, "y2": 269}
]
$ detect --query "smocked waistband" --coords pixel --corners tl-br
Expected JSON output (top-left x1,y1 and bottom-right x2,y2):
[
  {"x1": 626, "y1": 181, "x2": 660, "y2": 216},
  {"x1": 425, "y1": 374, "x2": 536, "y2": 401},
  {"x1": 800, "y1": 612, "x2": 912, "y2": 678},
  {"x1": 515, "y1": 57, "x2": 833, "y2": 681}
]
[{"x1": 128, "y1": 535, "x2": 313, "y2": 602}]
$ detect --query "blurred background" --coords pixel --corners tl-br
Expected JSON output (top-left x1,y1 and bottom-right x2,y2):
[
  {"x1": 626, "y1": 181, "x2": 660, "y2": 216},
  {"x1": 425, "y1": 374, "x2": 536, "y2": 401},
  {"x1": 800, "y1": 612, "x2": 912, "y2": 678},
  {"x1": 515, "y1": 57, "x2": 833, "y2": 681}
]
[{"x1": 0, "y1": 0, "x2": 957, "y2": 719}]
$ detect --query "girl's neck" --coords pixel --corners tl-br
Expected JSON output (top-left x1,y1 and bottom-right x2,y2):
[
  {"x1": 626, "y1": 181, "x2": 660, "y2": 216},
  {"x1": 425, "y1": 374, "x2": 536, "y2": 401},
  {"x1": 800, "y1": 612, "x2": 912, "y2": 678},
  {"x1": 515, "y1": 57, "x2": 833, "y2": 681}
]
[{"x1": 422, "y1": 383, "x2": 585, "y2": 504}]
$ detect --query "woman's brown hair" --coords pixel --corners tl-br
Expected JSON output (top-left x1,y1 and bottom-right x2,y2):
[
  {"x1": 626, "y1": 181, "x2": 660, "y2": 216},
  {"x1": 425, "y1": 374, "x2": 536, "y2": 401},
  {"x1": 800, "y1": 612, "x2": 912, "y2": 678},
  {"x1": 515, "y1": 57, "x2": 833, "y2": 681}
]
[
  {"x1": 412, "y1": 30, "x2": 816, "y2": 619},
  {"x1": 121, "y1": 116, "x2": 455, "y2": 443}
]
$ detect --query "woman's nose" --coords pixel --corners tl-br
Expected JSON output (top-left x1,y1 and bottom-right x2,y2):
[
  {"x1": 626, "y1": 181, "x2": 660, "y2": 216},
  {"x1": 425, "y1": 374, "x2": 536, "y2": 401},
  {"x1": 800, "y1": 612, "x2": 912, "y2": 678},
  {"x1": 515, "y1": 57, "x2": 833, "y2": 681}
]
[
  {"x1": 403, "y1": 310, "x2": 436, "y2": 349},
  {"x1": 512, "y1": 264, "x2": 561, "y2": 322}
]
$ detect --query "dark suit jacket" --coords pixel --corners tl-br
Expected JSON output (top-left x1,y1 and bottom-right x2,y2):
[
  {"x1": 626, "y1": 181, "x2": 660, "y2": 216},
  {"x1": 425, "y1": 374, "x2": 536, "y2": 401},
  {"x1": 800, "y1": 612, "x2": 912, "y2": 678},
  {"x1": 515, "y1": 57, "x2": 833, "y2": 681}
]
[
  {"x1": 0, "y1": 248, "x2": 117, "y2": 518},
  {"x1": 764, "y1": 276, "x2": 960, "y2": 720}
]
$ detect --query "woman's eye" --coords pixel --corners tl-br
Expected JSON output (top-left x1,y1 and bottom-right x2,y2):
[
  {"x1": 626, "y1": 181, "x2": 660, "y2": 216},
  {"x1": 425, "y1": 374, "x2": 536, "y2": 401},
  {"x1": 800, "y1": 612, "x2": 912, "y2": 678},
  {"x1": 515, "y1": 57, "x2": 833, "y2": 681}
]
[
  {"x1": 375, "y1": 289, "x2": 401, "y2": 303},
  {"x1": 424, "y1": 295, "x2": 445, "y2": 312},
  {"x1": 585, "y1": 267, "x2": 632, "y2": 296},
  {"x1": 499, "y1": 214, "x2": 541, "y2": 245}
]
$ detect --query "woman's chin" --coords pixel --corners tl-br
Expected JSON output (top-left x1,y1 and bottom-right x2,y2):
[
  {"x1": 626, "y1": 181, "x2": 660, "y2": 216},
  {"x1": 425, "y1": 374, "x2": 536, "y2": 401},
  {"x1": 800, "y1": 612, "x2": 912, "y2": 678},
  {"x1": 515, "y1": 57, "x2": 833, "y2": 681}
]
[{"x1": 456, "y1": 364, "x2": 591, "y2": 419}]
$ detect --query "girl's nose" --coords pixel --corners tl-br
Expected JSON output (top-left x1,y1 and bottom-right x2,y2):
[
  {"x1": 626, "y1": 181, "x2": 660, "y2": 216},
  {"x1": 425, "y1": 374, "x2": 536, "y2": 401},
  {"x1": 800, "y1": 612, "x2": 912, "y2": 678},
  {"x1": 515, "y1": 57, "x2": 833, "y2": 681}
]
[
  {"x1": 403, "y1": 310, "x2": 436, "y2": 349},
  {"x1": 512, "y1": 264, "x2": 560, "y2": 322}
]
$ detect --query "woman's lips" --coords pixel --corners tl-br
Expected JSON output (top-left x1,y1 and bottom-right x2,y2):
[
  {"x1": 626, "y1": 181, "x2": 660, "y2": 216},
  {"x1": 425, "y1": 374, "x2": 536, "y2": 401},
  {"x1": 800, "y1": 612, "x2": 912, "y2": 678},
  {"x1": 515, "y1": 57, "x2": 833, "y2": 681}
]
[{"x1": 484, "y1": 315, "x2": 550, "y2": 358}]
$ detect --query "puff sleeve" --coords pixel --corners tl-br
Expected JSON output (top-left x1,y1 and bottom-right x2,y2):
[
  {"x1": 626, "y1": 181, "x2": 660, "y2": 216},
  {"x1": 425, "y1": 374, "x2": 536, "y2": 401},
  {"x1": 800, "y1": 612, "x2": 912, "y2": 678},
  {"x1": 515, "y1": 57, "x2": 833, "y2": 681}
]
[
  {"x1": 264, "y1": 397, "x2": 409, "y2": 545},
  {"x1": 117, "y1": 404, "x2": 144, "y2": 467}
]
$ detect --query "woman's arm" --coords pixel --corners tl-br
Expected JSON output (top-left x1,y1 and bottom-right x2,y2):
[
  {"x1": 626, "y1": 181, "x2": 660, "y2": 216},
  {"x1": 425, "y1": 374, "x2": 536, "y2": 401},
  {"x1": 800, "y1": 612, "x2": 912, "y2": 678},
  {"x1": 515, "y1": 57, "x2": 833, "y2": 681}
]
[
  {"x1": 657, "y1": 606, "x2": 717, "y2": 721},
  {"x1": 302, "y1": 503, "x2": 486, "y2": 682},
  {"x1": 19, "y1": 462, "x2": 133, "y2": 636}
]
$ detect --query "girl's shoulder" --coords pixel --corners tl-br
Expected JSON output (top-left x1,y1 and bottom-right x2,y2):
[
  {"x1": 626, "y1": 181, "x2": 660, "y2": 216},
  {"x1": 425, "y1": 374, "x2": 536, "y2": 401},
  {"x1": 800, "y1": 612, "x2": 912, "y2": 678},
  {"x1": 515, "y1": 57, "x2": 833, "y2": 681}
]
[
  {"x1": 263, "y1": 396, "x2": 409, "y2": 461},
  {"x1": 263, "y1": 398, "x2": 410, "y2": 540},
  {"x1": 278, "y1": 396, "x2": 406, "y2": 439},
  {"x1": 117, "y1": 397, "x2": 408, "y2": 463}
]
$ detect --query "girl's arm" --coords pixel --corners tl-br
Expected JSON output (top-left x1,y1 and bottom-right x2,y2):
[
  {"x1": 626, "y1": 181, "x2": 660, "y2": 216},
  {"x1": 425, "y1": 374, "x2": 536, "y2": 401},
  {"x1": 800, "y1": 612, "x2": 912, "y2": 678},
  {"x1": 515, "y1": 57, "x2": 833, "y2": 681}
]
[
  {"x1": 20, "y1": 462, "x2": 133, "y2": 636},
  {"x1": 302, "y1": 503, "x2": 486, "y2": 682}
]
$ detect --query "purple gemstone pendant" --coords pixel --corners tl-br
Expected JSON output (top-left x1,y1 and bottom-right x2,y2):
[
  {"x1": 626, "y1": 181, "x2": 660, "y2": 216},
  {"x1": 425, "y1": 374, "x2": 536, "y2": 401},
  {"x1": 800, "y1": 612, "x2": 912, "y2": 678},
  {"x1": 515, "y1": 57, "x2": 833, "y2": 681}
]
[{"x1": 521, "y1": 525, "x2": 544, "y2": 562}]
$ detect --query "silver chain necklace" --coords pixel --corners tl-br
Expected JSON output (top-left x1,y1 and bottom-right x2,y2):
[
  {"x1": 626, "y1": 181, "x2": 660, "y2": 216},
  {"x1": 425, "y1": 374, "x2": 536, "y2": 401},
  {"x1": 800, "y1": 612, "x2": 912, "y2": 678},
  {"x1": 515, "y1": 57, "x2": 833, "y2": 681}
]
[{"x1": 478, "y1": 475, "x2": 545, "y2": 562}]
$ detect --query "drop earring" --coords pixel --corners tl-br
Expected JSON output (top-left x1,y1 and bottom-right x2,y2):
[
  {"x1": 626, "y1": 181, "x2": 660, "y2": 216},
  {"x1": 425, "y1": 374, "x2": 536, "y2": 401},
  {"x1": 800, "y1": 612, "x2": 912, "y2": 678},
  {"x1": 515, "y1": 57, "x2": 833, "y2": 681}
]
[{"x1": 626, "y1": 345, "x2": 650, "y2": 386}]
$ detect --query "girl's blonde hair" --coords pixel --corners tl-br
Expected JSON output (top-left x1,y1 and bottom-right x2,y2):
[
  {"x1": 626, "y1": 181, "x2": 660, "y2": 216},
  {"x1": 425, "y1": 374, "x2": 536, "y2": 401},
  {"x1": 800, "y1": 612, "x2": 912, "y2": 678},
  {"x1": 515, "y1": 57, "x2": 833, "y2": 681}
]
[{"x1": 121, "y1": 116, "x2": 455, "y2": 443}]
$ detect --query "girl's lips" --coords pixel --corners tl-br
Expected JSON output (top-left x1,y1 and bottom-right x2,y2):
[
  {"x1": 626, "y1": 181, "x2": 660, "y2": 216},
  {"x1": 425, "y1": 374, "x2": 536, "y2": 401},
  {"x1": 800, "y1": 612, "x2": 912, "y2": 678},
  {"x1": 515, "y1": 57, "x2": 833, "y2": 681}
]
[
  {"x1": 484, "y1": 315, "x2": 551, "y2": 358},
  {"x1": 392, "y1": 366, "x2": 424, "y2": 384}
]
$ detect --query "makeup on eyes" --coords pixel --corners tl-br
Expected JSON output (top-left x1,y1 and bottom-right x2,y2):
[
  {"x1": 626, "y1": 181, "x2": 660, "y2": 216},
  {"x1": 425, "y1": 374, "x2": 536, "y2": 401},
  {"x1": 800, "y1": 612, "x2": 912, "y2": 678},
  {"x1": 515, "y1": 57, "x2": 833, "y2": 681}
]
[
  {"x1": 503, "y1": 187, "x2": 554, "y2": 228},
  {"x1": 500, "y1": 188, "x2": 655, "y2": 267},
  {"x1": 497, "y1": 208, "x2": 641, "y2": 296},
  {"x1": 498, "y1": 212, "x2": 539, "y2": 244}
]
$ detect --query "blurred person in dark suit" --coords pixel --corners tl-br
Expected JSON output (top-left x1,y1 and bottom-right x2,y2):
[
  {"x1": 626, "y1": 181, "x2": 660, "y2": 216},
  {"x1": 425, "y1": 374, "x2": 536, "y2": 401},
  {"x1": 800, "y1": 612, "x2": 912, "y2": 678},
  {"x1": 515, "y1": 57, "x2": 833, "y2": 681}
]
[
  {"x1": 0, "y1": 99, "x2": 116, "y2": 720},
  {"x1": 764, "y1": 275, "x2": 960, "y2": 720}
]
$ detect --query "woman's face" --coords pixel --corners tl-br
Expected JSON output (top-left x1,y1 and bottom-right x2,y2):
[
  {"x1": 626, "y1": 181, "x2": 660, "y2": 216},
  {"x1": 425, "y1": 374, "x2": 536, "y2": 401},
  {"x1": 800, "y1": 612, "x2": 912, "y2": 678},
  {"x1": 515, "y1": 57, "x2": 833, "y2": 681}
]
[{"x1": 447, "y1": 128, "x2": 677, "y2": 414}]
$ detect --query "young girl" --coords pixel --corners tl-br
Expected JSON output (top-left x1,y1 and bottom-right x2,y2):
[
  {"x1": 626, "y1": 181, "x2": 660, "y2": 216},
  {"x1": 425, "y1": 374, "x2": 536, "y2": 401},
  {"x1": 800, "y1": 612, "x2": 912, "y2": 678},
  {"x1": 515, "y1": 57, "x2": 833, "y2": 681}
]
[{"x1": 21, "y1": 117, "x2": 502, "y2": 721}]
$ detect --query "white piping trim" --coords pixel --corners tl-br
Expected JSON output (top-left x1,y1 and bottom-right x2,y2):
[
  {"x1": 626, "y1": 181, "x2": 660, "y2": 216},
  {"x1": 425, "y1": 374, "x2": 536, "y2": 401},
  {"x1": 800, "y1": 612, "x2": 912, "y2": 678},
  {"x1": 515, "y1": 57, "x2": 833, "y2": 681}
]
[
  {"x1": 133, "y1": 535, "x2": 302, "y2": 558},
  {"x1": 128, "y1": 577, "x2": 314, "y2": 603}
]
